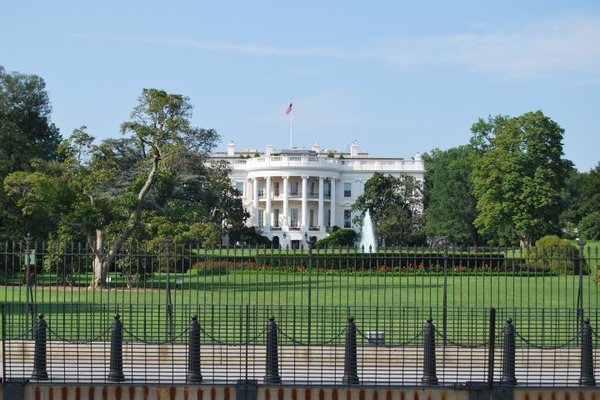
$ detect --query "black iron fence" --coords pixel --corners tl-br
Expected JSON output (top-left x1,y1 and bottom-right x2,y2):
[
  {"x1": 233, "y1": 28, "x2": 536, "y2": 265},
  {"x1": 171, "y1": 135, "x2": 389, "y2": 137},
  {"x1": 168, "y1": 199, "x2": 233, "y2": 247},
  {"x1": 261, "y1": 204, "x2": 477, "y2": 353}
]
[{"x1": 1, "y1": 240, "x2": 599, "y2": 386}]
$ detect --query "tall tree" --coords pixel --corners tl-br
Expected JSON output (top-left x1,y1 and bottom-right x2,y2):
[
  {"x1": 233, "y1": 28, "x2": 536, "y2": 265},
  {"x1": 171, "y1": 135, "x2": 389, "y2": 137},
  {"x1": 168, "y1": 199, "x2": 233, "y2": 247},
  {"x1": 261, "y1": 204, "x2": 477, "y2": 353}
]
[
  {"x1": 5, "y1": 89, "x2": 221, "y2": 287},
  {"x1": 471, "y1": 111, "x2": 572, "y2": 247},
  {"x1": 0, "y1": 66, "x2": 62, "y2": 239},
  {"x1": 352, "y1": 172, "x2": 423, "y2": 246},
  {"x1": 424, "y1": 146, "x2": 479, "y2": 245}
]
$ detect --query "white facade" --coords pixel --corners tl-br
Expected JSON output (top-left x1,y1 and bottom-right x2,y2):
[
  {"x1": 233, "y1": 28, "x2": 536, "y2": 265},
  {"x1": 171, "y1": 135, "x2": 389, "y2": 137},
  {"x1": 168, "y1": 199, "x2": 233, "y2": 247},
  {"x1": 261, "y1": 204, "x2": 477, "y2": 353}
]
[{"x1": 212, "y1": 141, "x2": 425, "y2": 248}]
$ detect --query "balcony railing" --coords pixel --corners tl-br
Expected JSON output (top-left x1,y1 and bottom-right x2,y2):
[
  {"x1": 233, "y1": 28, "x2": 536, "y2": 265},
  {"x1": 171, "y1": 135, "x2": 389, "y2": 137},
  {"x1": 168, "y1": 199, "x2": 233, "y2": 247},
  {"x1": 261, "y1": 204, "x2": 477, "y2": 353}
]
[
  {"x1": 223, "y1": 154, "x2": 424, "y2": 172},
  {"x1": 258, "y1": 192, "x2": 332, "y2": 200}
]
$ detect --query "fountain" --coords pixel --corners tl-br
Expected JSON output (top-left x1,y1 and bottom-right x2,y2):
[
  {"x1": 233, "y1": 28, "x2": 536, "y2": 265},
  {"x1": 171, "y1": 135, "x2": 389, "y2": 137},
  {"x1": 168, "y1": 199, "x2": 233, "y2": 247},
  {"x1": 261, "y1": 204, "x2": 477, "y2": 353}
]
[{"x1": 359, "y1": 209, "x2": 377, "y2": 252}]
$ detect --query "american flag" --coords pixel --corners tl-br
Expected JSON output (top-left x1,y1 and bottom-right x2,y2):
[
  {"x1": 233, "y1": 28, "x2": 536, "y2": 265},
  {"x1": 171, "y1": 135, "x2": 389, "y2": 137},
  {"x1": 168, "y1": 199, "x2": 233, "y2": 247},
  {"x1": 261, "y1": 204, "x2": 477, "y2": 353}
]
[{"x1": 284, "y1": 102, "x2": 293, "y2": 115}]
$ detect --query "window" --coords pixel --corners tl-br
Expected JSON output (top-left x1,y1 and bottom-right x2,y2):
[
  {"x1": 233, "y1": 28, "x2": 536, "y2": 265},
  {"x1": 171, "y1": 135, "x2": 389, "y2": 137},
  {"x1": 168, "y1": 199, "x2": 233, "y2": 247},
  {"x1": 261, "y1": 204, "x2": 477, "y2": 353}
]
[
  {"x1": 258, "y1": 209, "x2": 264, "y2": 227},
  {"x1": 234, "y1": 181, "x2": 244, "y2": 196},
  {"x1": 344, "y1": 210, "x2": 352, "y2": 228},
  {"x1": 309, "y1": 209, "x2": 315, "y2": 227},
  {"x1": 290, "y1": 181, "x2": 299, "y2": 196},
  {"x1": 258, "y1": 183, "x2": 265, "y2": 198},
  {"x1": 290, "y1": 208, "x2": 299, "y2": 228},
  {"x1": 326, "y1": 209, "x2": 331, "y2": 227},
  {"x1": 344, "y1": 182, "x2": 352, "y2": 197},
  {"x1": 325, "y1": 182, "x2": 331, "y2": 197},
  {"x1": 273, "y1": 209, "x2": 280, "y2": 227},
  {"x1": 310, "y1": 182, "x2": 316, "y2": 197},
  {"x1": 273, "y1": 182, "x2": 280, "y2": 197}
]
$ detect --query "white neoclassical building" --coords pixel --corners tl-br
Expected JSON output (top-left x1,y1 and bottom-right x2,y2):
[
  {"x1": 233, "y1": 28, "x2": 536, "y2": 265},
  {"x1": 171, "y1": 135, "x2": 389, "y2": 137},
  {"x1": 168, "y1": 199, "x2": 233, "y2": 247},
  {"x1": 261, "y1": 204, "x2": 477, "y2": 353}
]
[{"x1": 212, "y1": 141, "x2": 425, "y2": 248}]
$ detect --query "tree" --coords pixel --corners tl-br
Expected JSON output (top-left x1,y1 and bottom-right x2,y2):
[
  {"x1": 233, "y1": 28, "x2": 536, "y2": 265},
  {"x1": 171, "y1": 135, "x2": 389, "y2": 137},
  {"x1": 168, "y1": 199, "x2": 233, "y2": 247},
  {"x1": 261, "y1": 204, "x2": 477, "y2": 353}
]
[
  {"x1": 424, "y1": 146, "x2": 479, "y2": 245},
  {"x1": 578, "y1": 163, "x2": 600, "y2": 216},
  {"x1": 5, "y1": 89, "x2": 222, "y2": 287},
  {"x1": 471, "y1": 111, "x2": 572, "y2": 247},
  {"x1": 0, "y1": 66, "x2": 62, "y2": 240},
  {"x1": 352, "y1": 172, "x2": 423, "y2": 246}
]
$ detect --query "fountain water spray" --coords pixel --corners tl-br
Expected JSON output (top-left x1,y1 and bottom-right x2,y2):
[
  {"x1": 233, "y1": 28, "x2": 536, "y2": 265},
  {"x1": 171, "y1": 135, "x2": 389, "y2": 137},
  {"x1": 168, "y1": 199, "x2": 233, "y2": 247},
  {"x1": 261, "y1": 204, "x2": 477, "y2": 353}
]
[{"x1": 359, "y1": 209, "x2": 377, "y2": 252}]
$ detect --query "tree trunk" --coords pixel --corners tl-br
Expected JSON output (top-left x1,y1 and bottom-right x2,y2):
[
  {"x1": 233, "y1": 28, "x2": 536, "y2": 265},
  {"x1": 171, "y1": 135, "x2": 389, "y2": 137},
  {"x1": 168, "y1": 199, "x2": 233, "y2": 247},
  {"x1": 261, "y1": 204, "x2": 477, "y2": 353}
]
[
  {"x1": 90, "y1": 229, "x2": 109, "y2": 288},
  {"x1": 519, "y1": 235, "x2": 532, "y2": 249},
  {"x1": 88, "y1": 144, "x2": 162, "y2": 289}
]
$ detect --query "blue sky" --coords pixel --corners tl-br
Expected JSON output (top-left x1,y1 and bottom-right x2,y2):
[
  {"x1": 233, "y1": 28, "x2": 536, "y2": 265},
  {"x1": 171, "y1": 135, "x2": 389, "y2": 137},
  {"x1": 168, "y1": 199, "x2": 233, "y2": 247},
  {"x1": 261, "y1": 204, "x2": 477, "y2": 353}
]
[{"x1": 2, "y1": 1, "x2": 599, "y2": 171}]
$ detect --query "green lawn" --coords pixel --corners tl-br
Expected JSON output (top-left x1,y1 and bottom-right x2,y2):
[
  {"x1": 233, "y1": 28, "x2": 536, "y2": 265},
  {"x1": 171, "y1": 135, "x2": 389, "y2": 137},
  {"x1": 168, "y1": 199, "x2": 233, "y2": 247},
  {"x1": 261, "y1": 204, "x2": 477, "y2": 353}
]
[{"x1": 2, "y1": 266, "x2": 599, "y2": 345}]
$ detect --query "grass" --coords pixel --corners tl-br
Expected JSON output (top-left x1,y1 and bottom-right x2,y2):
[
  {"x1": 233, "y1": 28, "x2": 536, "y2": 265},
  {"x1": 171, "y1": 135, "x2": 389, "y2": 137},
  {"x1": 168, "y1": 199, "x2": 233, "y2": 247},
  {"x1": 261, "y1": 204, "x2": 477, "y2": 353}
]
[{"x1": 2, "y1": 265, "x2": 599, "y2": 345}]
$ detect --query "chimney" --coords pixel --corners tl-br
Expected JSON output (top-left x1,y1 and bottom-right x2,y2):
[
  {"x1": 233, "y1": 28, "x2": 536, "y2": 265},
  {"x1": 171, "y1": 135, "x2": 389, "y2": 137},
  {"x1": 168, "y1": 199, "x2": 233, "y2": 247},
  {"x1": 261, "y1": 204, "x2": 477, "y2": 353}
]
[
  {"x1": 227, "y1": 141, "x2": 235, "y2": 156},
  {"x1": 265, "y1": 145, "x2": 274, "y2": 156},
  {"x1": 350, "y1": 140, "x2": 358, "y2": 157},
  {"x1": 311, "y1": 142, "x2": 321, "y2": 153}
]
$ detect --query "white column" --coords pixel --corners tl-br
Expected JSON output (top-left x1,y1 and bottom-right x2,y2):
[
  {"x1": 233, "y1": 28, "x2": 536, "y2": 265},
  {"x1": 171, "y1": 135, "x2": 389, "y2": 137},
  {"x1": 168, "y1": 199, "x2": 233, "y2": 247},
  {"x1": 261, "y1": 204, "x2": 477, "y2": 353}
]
[
  {"x1": 283, "y1": 176, "x2": 289, "y2": 229},
  {"x1": 265, "y1": 176, "x2": 272, "y2": 231},
  {"x1": 301, "y1": 176, "x2": 308, "y2": 230},
  {"x1": 318, "y1": 177, "x2": 324, "y2": 231},
  {"x1": 330, "y1": 178, "x2": 336, "y2": 228},
  {"x1": 252, "y1": 177, "x2": 259, "y2": 226}
]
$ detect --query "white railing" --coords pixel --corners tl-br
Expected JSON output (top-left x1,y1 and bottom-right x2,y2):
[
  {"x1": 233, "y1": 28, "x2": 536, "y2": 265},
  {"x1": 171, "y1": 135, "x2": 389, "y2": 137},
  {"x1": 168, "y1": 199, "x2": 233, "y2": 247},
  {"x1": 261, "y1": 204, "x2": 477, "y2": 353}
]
[{"x1": 220, "y1": 155, "x2": 423, "y2": 172}]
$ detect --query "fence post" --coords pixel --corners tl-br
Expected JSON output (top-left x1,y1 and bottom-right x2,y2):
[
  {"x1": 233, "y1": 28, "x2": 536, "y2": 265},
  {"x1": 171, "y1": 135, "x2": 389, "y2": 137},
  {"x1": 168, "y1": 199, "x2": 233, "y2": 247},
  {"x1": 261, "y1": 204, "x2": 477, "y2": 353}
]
[
  {"x1": 579, "y1": 318, "x2": 596, "y2": 386},
  {"x1": 442, "y1": 246, "x2": 448, "y2": 347},
  {"x1": 187, "y1": 315, "x2": 203, "y2": 383},
  {"x1": 500, "y1": 318, "x2": 516, "y2": 385},
  {"x1": 487, "y1": 308, "x2": 496, "y2": 388},
  {"x1": 165, "y1": 238, "x2": 174, "y2": 341},
  {"x1": 421, "y1": 317, "x2": 438, "y2": 385},
  {"x1": 342, "y1": 316, "x2": 359, "y2": 385},
  {"x1": 31, "y1": 313, "x2": 48, "y2": 380},
  {"x1": 264, "y1": 315, "x2": 281, "y2": 384},
  {"x1": 107, "y1": 314, "x2": 125, "y2": 382}
]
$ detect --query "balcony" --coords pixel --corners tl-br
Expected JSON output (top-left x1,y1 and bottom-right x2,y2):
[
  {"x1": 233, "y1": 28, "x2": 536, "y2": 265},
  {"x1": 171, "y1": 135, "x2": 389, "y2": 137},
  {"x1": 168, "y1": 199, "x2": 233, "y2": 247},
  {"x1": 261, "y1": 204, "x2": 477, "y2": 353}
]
[{"x1": 258, "y1": 191, "x2": 331, "y2": 201}]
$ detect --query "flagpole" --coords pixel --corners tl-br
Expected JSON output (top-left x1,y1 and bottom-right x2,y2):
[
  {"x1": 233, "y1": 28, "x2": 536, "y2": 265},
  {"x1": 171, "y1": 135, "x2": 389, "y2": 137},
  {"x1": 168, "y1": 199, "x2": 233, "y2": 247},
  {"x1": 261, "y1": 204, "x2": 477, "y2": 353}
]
[{"x1": 289, "y1": 109, "x2": 293, "y2": 149}]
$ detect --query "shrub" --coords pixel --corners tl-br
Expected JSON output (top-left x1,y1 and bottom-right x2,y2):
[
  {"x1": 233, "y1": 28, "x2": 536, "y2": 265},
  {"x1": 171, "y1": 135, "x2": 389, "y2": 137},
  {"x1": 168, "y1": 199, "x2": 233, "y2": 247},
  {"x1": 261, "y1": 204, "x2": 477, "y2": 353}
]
[
  {"x1": 525, "y1": 235, "x2": 585, "y2": 275},
  {"x1": 315, "y1": 229, "x2": 357, "y2": 248},
  {"x1": 117, "y1": 253, "x2": 156, "y2": 288}
]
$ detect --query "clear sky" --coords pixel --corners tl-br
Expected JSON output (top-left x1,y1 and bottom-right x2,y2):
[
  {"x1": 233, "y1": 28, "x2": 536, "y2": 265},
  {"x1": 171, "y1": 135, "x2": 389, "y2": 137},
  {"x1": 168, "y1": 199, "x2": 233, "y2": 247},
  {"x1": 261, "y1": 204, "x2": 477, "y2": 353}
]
[{"x1": 2, "y1": 1, "x2": 599, "y2": 171}]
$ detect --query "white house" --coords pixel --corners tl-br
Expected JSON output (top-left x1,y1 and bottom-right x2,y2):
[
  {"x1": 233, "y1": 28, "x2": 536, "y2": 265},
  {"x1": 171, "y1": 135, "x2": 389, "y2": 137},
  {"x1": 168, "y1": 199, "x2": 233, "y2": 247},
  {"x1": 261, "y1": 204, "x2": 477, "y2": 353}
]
[{"x1": 211, "y1": 141, "x2": 425, "y2": 248}]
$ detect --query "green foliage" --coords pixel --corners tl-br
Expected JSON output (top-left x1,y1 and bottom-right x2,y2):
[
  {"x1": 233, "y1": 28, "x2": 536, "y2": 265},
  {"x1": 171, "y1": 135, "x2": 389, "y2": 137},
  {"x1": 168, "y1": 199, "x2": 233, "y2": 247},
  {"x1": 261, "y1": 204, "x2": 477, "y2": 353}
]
[
  {"x1": 116, "y1": 253, "x2": 156, "y2": 288},
  {"x1": 525, "y1": 235, "x2": 584, "y2": 275},
  {"x1": 424, "y1": 146, "x2": 479, "y2": 244},
  {"x1": 43, "y1": 234, "x2": 92, "y2": 285},
  {"x1": 471, "y1": 111, "x2": 572, "y2": 246},
  {"x1": 352, "y1": 172, "x2": 423, "y2": 245},
  {"x1": 315, "y1": 229, "x2": 357, "y2": 247},
  {"x1": 578, "y1": 163, "x2": 600, "y2": 216},
  {"x1": 579, "y1": 212, "x2": 600, "y2": 241},
  {"x1": 228, "y1": 226, "x2": 272, "y2": 247},
  {"x1": 0, "y1": 66, "x2": 62, "y2": 240}
]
